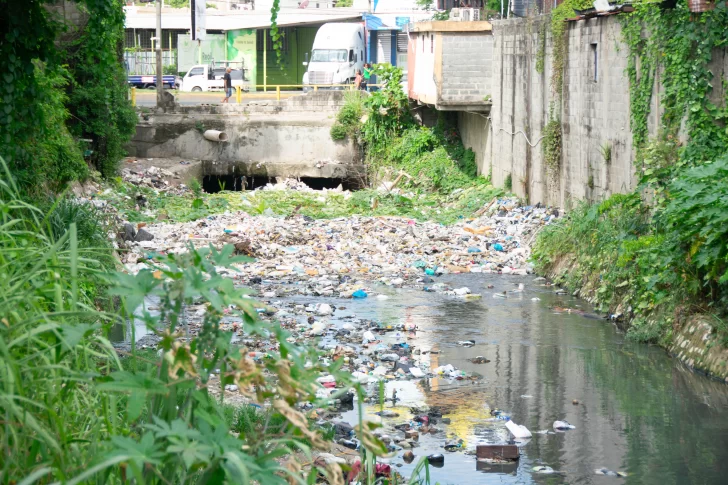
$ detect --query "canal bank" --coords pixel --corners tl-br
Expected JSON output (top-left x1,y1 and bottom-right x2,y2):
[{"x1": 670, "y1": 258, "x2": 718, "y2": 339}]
[
  {"x1": 531, "y1": 193, "x2": 728, "y2": 382},
  {"x1": 102, "y1": 169, "x2": 728, "y2": 483}
]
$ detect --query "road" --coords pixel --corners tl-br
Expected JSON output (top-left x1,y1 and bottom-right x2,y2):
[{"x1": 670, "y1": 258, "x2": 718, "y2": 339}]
[{"x1": 134, "y1": 90, "x2": 300, "y2": 107}]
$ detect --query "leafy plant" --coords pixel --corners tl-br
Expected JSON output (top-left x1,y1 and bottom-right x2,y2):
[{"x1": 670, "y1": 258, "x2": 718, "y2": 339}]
[
  {"x1": 665, "y1": 154, "x2": 728, "y2": 288},
  {"x1": 600, "y1": 142, "x2": 612, "y2": 164},
  {"x1": 504, "y1": 173, "x2": 513, "y2": 191},
  {"x1": 330, "y1": 91, "x2": 366, "y2": 141},
  {"x1": 64, "y1": 0, "x2": 137, "y2": 178},
  {"x1": 189, "y1": 178, "x2": 203, "y2": 197},
  {"x1": 361, "y1": 65, "x2": 413, "y2": 147},
  {"x1": 542, "y1": 113, "x2": 562, "y2": 174}
]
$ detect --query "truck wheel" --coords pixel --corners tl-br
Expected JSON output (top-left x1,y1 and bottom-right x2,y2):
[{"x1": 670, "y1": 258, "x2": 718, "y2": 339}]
[{"x1": 191, "y1": 86, "x2": 202, "y2": 92}]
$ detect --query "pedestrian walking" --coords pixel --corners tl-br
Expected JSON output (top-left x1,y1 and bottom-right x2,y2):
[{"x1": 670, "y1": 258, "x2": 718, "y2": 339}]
[{"x1": 222, "y1": 67, "x2": 232, "y2": 103}]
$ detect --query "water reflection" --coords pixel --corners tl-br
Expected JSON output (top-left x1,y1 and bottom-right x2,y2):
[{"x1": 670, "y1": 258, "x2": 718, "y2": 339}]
[{"x1": 335, "y1": 273, "x2": 728, "y2": 484}]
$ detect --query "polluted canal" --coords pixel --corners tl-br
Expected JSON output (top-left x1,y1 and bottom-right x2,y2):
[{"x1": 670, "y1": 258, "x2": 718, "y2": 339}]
[
  {"x1": 107, "y1": 179, "x2": 728, "y2": 484},
  {"x1": 114, "y1": 272, "x2": 728, "y2": 484}
]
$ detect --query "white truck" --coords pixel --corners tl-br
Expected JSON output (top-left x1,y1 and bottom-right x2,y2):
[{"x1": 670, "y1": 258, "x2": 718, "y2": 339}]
[
  {"x1": 180, "y1": 61, "x2": 249, "y2": 92},
  {"x1": 302, "y1": 23, "x2": 366, "y2": 90}
]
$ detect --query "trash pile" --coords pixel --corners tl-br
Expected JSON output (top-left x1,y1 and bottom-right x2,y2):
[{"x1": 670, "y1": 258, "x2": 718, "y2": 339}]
[
  {"x1": 120, "y1": 161, "x2": 192, "y2": 196},
  {"x1": 109, "y1": 188, "x2": 616, "y2": 481},
  {"x1": 120, "y1": 197, "x2": 558, "y2": 295}
]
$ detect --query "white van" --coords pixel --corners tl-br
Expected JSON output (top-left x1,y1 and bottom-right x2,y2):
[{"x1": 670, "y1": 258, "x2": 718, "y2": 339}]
[
  {"x1": 302, "y1": 23, "x2": 366, "y2": 90},
  {"x1": 180, "y1": 62, "x2": 248, "y2": 92}
]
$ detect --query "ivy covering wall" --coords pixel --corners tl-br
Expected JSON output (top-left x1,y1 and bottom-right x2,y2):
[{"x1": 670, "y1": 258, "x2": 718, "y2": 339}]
[
  {"x1": 0, "y1": 0, "x2": 136, "y2": 191},
  {"x1": 533, "y1": 1, "x2": 728, "y2": 347}
]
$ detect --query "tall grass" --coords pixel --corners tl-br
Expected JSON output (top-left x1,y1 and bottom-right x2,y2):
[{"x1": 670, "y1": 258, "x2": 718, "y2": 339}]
[
  {"x1": 0, "y1": 155, "x2": 435, "y2": 485},
  {"x1": 0, "y1": 158, "x2": 121, "y2": 483}
]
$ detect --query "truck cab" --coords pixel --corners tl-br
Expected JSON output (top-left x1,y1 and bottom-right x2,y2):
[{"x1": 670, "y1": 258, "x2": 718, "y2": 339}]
[
  {"x1": 180, "y1": 61, "x2": 248, "y2": 92},
  {"x1": 302, "y1": 23, "x2": 366, "y2": 90}
]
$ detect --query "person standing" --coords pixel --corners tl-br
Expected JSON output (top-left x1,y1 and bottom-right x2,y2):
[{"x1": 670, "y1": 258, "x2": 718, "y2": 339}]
[
  {"x1": 362, "y1": 63, "x2": 372, "y2": 91},
  {"x1": 222, "y1": 67, "x2": 232, "y2": 103}
]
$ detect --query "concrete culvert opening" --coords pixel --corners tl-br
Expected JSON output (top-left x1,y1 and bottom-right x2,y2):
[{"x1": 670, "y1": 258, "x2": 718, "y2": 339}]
[
  {"x1": 202, "y1": 175, "x2": 272, "y2": 193},
  {"x1": 201, "y1": 175, "x2": 358, "y2": 193},
  {"x1": 299, "y1": 177, "x2": 355, "y2": 191}
]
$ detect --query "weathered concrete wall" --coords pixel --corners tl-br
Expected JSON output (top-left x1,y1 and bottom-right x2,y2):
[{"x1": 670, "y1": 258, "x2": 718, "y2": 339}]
[
  {"x1": 479, "y1": 15, "x2": 635, "y2": 206},
  {"x1": 129, "y1": 91, "x2": 360, "y2": 179},
  {"x1": 459, "y1": 15, "x2": 728, "y2": 206},
  {"x1": 458, "y1": 112, "x2": 489, "y2": 174},
  {"x1": 410, "y1": 32, "x2": 438, "y2": 106}
]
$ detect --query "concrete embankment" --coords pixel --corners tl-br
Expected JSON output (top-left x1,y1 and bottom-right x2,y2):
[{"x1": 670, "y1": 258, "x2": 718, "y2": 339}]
[
  {"x1": 127, "y1": 91, "x2": 363, "y2": 181},
  {"x1": 541, "y1": 253, "x2": 728, "y2": 381}
]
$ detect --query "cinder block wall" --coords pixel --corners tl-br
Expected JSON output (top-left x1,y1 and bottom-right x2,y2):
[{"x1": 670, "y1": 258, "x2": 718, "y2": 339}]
[
  {"x1": 460, "y1": 15, "x2": 728, "y2": 207},
  {"x1": 441, "y1": 33, "x2": 494, "y2": 105},
  {"x1": 475, "y1": 15, "x2": 637, "y2": 207}
]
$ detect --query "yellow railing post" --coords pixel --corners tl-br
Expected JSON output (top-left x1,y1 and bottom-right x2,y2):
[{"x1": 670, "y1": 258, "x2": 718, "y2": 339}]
[
  {"x1": 131, "y1": 86, "x2": 136, "y2": 107},
  {"x1": 276, "y1": 85, "x2": 280, "y2": 101},
  {"x1": 313, "y1": 85, "x2": 318, "y2": 92},
  {"x1": 236, "y1": 85, "x2": 242, "y2": 104}
]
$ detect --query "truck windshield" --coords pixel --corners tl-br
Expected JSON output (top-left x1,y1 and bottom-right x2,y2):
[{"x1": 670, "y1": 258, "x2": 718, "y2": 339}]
[{"x1": 311, "y1": 49, "x2": 348, "y2": 62}]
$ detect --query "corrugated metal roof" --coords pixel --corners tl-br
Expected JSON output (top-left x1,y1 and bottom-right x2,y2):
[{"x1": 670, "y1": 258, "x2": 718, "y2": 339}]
[{"x1": 123, "y1": 7, "x2": 364, "y2": 31}]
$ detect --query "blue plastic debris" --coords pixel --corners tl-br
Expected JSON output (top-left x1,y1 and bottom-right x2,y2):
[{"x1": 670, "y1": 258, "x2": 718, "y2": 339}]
[
  {"x1": 467, "y1": 247, "x2": 482, "y2": 253},
  {"x1": 352, "y1": 289, "x2": 368, "y2": 298},
  {"x1": 493, "y1": 243, "x2": 504, "y2": 252}
]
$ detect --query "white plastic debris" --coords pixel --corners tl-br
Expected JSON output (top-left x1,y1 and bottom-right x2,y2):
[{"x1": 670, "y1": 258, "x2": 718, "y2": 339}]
[
  {"x1": 409, "y1": 367, "x2": 425, "y2": 378},
  {"x1": 317, "y1": 303, "x2": 333, "y2": 316},
  {"x1": 506, "y1": 420, "x2": 532, "y2": 439},
  {"x1": 553, "y1": 420, "x2": 576, "y2": 430}
]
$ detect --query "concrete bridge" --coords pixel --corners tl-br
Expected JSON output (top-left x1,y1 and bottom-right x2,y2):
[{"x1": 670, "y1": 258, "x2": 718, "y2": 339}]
[{"x1": 128, "y1": 91, "x2": 363, "y2": 185}]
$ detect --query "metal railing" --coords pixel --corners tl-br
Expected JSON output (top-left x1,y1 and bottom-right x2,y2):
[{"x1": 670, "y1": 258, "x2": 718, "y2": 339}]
[{"x1": 129, "y1": 83, "x2": 382, "y2": 106}]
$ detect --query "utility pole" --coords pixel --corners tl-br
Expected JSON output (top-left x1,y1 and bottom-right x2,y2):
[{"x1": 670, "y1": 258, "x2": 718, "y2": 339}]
[{"x1": 156, "y1": 0, "x2": 163, "y2": 106}]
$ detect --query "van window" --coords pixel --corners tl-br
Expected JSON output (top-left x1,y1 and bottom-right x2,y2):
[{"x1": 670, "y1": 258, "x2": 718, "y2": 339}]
[
  {"x1": 349, "y1": 49, "x2": 354, "y2": 62},
  {"x1": 188, "y1": 67, "x2": 204, "y2": 77},
  {"x1": 311, "y1": 49, "x2": 348, "y2": 62}
]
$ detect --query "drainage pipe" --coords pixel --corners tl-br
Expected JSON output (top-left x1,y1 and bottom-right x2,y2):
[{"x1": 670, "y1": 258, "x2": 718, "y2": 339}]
[{"x1": 203, "y1": 130, "x2": 228, "y2": 142}]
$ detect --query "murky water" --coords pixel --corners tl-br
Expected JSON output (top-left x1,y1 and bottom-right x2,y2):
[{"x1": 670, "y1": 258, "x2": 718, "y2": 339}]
[
  {"x1": 113, "y1": 273, "x2": 728, "y2": 484},
  {"x1": 319, "y1": 273, "x2": 728, "y2": 485}
]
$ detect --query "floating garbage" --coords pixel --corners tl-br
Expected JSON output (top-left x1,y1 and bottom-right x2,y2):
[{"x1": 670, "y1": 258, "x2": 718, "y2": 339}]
[
  {"x1": 427, "y1": 454, "x2": 445, "y2": 467},
  {"x1": 532, "y1": 465, "x2": 557, "y2": 474},
  {"x1": 595, "y1": 468, "x2": 628, "y2": 477},
  {"x1": 317, "y1": 303, "x2": 333, "y2": 316},
  {"x1": 457, "y1": 340, "x2": 475, "y2": 347},
  {"x1": 352, "y1": 289, "x2": 368, "y2": 298},
  {"x1": 553, "y1": 420, "x2": 576, "y2": 430},
  {"x1": 433, "y1": 364, "x2": 456, "y2": 375},
  {"x1": 409, "y1": 367, "x2": 425, "y2": 378},
  {"x1": 505, "y1": 420, "x2": 532, "y2": 439}
]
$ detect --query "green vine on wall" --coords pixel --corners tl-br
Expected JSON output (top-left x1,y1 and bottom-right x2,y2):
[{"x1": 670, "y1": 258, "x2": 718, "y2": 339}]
[
  {"x1": 620, "y1": 1, "x2": 728, "y2": 173},
  {"x1": 540, "y1": 0, "x2": 576, "y2": 176},
  {"x1": 535, "y1": 19, "x2": 546, "y2": 74},
  {"x1": 269, "y1": 0, "x2": 284, "y2": 64},
  {"x1": 543, "y1": 109, "x2": 562, "y2": 173}
]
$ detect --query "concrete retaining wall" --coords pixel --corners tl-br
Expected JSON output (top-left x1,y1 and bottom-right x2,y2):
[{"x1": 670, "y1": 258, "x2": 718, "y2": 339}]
[
  {"x1": 457, "y1": 15, "x2": 727, "y2": 206},
  {"x1": 129, "y1": 91, "x2": 361, "y2": 179}
]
